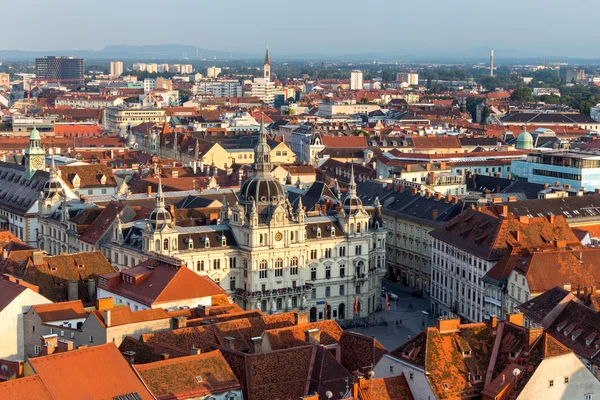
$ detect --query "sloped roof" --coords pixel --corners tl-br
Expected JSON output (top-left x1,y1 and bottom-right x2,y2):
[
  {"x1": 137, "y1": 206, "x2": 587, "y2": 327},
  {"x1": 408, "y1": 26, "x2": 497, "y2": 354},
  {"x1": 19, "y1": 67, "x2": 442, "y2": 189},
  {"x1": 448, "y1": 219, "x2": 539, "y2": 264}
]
[
  {"x1": 77, "y1": 201, "x2": 128, "y2": 245},
  {"x1": 411, "y1": 135, "x2": 461, "y2": 149},
  {"x1": 0, "y1": 162, "x2": 49, "y2": 216},
  {"x1": 322, "y1": 135, "x2": 367, "y2": 148},
  {"x1": 32, "y1": 300, "x2": 87, "y2": 322},
  {"x1": 28, "y1": 343, "x2": 153, "y2": 399},
  {"x1": 59, "y1": 163, "x2": 117, "y2": 189},
  {"x1": 430, "y1": 207, "x2": 580, "y2": 261},
  {"x1": 339, "y1": 331, "x2": 387, "y2": 374},
  {"x1": 91, "y1": 306, "x2": 170, "y2": 328},
  {"x1": 99, "y1": 260, "x2": 225, "y2": 307},
  {"x1": 135, "y1": 350, "x2": 241, "y2": 399},
  {"x1": 0, "y1": 279, "x2": 27, "y2": 313},
  {"x1": 0, "y1": 375, "x2": 53, "y2": 400},
  {"x1": 264, "y1": 320, "x2": 344, "y2": 350},
  {"x1": 355, "y1": 375, "x2": 415, "y2": 400},
  {"x1": 515, "y1": 286, "x2": 575, "y2": 324}
]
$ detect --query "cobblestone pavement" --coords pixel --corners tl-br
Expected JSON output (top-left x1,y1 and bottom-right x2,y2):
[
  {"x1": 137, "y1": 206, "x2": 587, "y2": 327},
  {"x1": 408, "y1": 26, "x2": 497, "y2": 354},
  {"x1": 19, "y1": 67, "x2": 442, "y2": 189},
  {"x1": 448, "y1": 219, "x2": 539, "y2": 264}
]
[{"x1": 345, "y1": 280, "x2": 436, "y2": 351}]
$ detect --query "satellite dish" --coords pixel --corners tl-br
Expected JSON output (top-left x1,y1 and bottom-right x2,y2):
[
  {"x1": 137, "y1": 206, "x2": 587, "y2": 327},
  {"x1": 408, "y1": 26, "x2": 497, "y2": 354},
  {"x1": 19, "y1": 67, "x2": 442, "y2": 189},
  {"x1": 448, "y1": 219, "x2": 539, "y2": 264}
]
[
  {"x1": 0, "y1": 365, "x2": 7, "y2": 373},
  {"x1": 513, "y1": 368, "x2": 521, "y2": 377},
  {"x1": 325, "y1": 391, "x2": 333, "y2": 399}
]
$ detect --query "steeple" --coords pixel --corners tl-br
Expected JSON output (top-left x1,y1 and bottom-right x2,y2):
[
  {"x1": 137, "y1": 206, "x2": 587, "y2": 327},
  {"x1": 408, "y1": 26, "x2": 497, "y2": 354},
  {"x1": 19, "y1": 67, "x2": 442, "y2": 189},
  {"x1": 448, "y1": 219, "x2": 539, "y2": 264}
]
[
  {"x1": 253, "y1": 115, "x2": 271, "y2": 174},
  {"x1": 348, "y1": 164, "x2": 357, "y2": 197},
  {"x1": 49, "y1": 154, "x2": 57, "y2": 179},
  {"x1": 220, "y1": 194, "x2": 230, "y2": 223},
  {"x1": 24, "y1": 122, "x2": 46, "y2": 179},
  {"x1": 264, "y1": 45, "x2": 270, "y2": 65},
  {"x1": 156, "y1": 176, "x2": 165, "y2": 209},
  {"x1": 263, "y1": 45, "x2": 271, "y2": 81},
  {"x1": 295, "y1": 196, "x2": 305, "y2": 223}
]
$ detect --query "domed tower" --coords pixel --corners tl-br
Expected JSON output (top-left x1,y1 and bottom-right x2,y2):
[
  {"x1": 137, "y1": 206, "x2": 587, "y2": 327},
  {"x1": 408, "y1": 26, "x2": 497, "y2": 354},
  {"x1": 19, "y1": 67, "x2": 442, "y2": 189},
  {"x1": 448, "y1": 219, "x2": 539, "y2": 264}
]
[
  {"x1": 125, "y1": 124, "x2": 138, "y2": 148},
  {"x1": 143, "y1": 176, "x2": 177, "y2": 254},
  {"x1": 516, "y1": 128, "x2": 534, "y2": 150},
  {"x1": 39, "y1": 155, "x2": 65, "y2": 217},
  {"x1": 338, "y1": 164, "x2": 370, "y2": 235},
  {"x1": 148, "y1": 177, "x2": 173, "y2": 233},
  {"x1": 239, "y1": 116, "x2": 286, "y2": 220},
  {"x1": 24, "y1": 123, "x2": 46, "y2": 179}
]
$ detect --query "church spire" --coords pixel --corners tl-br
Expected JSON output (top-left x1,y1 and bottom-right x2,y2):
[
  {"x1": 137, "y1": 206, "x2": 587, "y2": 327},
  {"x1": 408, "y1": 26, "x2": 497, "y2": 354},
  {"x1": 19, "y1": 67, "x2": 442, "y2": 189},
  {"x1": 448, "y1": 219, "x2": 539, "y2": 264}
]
[
  {"x1": 264, "y1": 45, "x2": 270, "y2": 65},
  {"x1": 348, "y1": 164, "x2": 357, "y2": 197},
  {"x1": 156, "y1": 176, "x2": 165, "y2": 209},
  {"x1": 49, "y1": 154, "x2": 57, "y2": 179},
  {"x1": 253, "y1": 115, "x2": 271, "y2": 174}
]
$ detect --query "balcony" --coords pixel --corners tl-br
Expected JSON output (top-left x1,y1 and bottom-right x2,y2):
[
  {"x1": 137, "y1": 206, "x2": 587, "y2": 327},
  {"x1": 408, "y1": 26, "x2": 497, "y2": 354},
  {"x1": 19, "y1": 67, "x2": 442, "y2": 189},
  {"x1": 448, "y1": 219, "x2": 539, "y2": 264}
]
[
  {"x1": 235, "y1": 284, "x2": 313, "y2": 299},
  {"x1": 485, "y1": 296, "x2": 502, "y2": 307}
]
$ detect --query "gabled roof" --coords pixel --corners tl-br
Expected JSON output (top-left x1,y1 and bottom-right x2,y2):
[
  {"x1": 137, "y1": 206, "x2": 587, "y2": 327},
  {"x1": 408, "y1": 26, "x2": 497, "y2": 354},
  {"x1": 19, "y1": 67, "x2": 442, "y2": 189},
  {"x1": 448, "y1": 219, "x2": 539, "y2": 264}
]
[
  {"x1": 339, "y1": 331, "x2": 387, "y2": 374},
  {"x1": 0, "y1": 162, "x2": 49, "y2": 216},
  {"x1": 134, "y1": 350, "x2": 241, "y2": 399},
  {"x1": 516, "y1": 286, "x2": 576, "y2": 325},
  {"x1": 0, "y1": 375, "x2": 53, "y2": 400},
  {"x1": 353, "y1": 375, "x2": 415, "y2": 400},
  {"x1": 430, "y1": 207, "x2": 579, "y2": 261},
  {"x1": 322, "y1": 135, "x2": 367, "y2": 148},
  {"x1": 388, "y1": 322, "x2": 494, "y2": 399},
  {"x1": 32, "y1": 300, "x2": 87, "y2": 322},
  {"x1": 77, "y1": 201, "x2": 129, "y2": 245},
  {"x1": 91, "y1": 306, "x2": 170, "y2": 328},
  {"x1": 99, "y1": 260, "x2": 225, "y2": 307},
  {"x1": 28, "y1": 343, "x2": 153, "y2": 399},
  {"x1": 59, "y1": 163, "x2": 117, "y2": 189},
  {"x1": 0, "y1": 279, "x2": 28, "y2": 313},
  {"x1": 264, "y1": 320, "x2": 344, "y2": 350}
]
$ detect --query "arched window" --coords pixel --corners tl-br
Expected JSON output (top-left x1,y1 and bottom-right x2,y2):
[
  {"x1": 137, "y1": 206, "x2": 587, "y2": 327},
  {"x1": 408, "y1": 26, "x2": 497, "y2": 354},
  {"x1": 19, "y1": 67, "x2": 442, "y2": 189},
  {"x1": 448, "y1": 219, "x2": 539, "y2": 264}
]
[
  {"x1": 259, "y1": 260, "x2": 268, "y2": 279},
  {"x1": 163, "y1": 239, "x2": 168, "y2": 250},
  {"x1": 275, "y1": 258, "x2": 283, "y2": 277},
  {"x1": 172, "y1": 238, "x2": 177, "y2": 249},
  {"x1": 356, "y1": 223, "x2": 361, "y2": 233}
]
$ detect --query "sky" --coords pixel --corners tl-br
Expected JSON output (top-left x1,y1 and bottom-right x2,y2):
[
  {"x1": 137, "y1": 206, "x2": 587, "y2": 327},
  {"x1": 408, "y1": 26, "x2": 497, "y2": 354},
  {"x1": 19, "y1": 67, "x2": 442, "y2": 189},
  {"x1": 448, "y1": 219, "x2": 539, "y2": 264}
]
[{"x1": 4, "y1": 0, "x2": 599, "y2": 59}]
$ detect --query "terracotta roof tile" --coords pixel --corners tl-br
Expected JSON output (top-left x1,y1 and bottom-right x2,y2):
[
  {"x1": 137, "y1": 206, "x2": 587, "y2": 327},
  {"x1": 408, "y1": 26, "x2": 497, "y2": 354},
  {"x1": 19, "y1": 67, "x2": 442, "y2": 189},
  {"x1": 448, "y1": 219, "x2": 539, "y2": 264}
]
[
  {"x1": 0, "y1": 375, "x2": 53, "y2": 400},
  {"x1": 264, "y1": 320, "x2": 344, "y2": 351},
  {"x1": 32, "y1": 300, "x2": 87, "y2": 322},
  {"x1": 356, "y1": 375, "x2": 415, "y2": 400},
  {"x1": 28, "y1": 343, "x2": 153, "y2": 399},
  {"x1": 339, "y1": 331, "x2": 387, "y2": 374},
  {"x1": 135, "y1": 350, "x2": 241, "y2": 399}
]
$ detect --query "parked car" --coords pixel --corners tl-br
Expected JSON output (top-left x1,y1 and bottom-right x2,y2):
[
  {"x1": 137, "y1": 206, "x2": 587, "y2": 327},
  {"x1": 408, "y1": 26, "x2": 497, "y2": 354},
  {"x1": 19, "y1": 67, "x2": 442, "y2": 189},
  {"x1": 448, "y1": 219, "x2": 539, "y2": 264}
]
[{"x1": 411, "y1": 290, "x2": 424, "y2": 298}]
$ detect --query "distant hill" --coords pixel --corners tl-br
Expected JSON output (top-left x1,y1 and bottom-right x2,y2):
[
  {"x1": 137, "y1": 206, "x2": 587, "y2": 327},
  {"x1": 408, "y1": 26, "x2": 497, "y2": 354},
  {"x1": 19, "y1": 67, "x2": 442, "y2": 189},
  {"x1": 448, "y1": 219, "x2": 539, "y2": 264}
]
[{"x1": 0, "y1": 44, "x2": 250, "y2": 61}]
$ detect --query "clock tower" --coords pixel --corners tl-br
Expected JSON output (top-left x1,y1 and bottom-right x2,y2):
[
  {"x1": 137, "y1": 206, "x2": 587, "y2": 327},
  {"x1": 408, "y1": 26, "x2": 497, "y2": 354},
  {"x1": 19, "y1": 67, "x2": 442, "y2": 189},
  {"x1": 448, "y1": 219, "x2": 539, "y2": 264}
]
[{"x1": 24, "y1": 124, "x2": 46, "y2": 179}]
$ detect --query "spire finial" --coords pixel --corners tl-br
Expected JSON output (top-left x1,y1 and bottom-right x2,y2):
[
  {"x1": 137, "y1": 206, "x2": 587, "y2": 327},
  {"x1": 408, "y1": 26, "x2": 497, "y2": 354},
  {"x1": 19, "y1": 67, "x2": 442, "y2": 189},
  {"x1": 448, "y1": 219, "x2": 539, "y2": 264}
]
[
  {"x1": 156, "y1": 175, "x2": 165, "y2": 208},
  {"x1": 264, "y1": 45, "x2": 270, "y2": 65}
]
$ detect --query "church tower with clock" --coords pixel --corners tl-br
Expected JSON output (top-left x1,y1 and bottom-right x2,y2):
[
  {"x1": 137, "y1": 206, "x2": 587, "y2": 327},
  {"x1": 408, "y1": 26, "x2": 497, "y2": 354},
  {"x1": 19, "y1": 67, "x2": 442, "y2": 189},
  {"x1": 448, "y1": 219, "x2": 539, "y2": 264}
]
[{"x1": 24, "y1": 124, "x2": 46, "y2": 179}]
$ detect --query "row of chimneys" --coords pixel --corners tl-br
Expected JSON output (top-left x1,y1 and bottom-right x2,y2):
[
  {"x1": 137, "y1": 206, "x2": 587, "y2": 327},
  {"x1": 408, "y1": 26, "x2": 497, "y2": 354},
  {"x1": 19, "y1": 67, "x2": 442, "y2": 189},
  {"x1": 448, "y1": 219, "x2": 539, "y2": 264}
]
[
  {"x1": 404, "y1": 162, "x2": 447, "y2": 172},
  {"x1": 387, "y1": 183, "x2": 460, "y2": 204}
]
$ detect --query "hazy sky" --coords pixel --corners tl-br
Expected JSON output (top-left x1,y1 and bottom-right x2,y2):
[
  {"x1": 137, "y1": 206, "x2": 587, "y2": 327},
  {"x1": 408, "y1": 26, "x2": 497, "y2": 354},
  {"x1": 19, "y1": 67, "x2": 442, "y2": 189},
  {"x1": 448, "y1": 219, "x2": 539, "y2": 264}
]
[{"x1": 4, "y1": 0, "x2": 599, "y2": 58}]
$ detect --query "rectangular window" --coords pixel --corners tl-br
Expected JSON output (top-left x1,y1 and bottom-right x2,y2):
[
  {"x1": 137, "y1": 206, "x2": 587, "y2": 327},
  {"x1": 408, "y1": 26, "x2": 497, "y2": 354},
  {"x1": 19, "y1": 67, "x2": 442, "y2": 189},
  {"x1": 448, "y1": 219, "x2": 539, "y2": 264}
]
[
  {"x1": 340, "y1": 264, "x2": 345, "y2": 278},
  {"x1": 325, "y1": 287, "x2": 331, "y2": 297},
  {"x1": 356, "y1": 285, "x2": 361, "y2": 295},
  {"x1": 311, "y1": 267, "x2": 317, "y2": 280},
  {"x1": 35, "y1": 345, "x2": 41, "y2": 355},
  {"x1": 340, "y1": 285, "x2": 345, "y2": 296},
  {"x1": 339, "y1": 246, "x2": 346, "y2": 257},
  {"x1": 310, "y1": 250, "x2": 318, "y2": 260},
  {"x1": 549, "y1": 380, "x2": 554, "y2": 387},
  {"x1": 325, "y1": 266, "x2": 331, "y2": 279},
  {"x1": 311, "y1": 288, "x2": 316, "y2": 300}
]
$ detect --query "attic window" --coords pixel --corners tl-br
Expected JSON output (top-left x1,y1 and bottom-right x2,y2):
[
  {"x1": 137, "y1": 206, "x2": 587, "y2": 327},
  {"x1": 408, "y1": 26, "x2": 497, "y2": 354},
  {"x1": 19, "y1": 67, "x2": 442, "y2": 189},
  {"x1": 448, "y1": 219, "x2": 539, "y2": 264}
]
[
  {"x1": 443, "y1": 383, "x2": 449, "y2": 390},
  {"x1": 316, "y1": 228, "x2": 321, "y2": 238},
  {"x1": 556, "y1": 321, "x2": 567, "y2": 332},
  {"x1": 463, "y1": 350, "x2": 471, "y2": 357},
  {"x1": 221, "y1": 236, "x2": 227, "y2": 246},
  {"x1": 50, "y1": 267, "x2": 57, "y2": 271},
  {"x1": 205, "y1": 237, "x2": 210, "y2": 248},
  {"x1": 188, "y1": 239, "x2": 194, "y2": 250},
  {"x1": 78, "y1": 264, "x2": 85, "y2": 269}
]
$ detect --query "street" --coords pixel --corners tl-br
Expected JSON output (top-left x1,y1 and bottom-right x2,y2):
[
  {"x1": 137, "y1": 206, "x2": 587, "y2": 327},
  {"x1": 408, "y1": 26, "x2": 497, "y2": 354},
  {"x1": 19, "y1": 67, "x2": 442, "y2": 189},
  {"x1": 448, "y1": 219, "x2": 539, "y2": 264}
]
[{"x1": 346, "y1": 279, "x2": 436, "y2": 351}]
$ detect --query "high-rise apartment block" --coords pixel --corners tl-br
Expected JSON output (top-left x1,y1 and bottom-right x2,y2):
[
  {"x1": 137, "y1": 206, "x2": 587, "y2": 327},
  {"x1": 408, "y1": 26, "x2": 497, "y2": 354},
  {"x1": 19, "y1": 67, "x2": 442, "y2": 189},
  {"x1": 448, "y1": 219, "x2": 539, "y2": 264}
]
[
  {"x1": 110, "y1": 61, "x2": 123, "y2": 77},
  {"x1": 396, "y1": 72, "x2": 419, "y2": 85},
  {"x1": 207, "y1": 66, "x2": 222, "y2": 78},
  {"x1": 350, "y1": 70, "x2": 363, "y2": 90},
  {"x1": 35, "y1": 56, "x2": 84, "y2": 85}
]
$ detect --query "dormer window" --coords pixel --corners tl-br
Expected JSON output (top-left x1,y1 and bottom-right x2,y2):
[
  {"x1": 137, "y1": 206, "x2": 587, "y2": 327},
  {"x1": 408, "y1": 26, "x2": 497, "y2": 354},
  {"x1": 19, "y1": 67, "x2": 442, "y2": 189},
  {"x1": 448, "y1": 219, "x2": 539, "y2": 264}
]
[
  {"x1": 316, "y1": 228, "x2": 321, "y2": 238},
  {"x1": 221, "y1": 236, "x2": 227, "y2": 246},
  {"x1": 331, "y1": 227, "x2": 335, "y2": 236},
  {"x1": 205, "y1": 237, "x2": 210, "y2": 248},
  {"x1": 188, "y1": 239, "x2": 194, "y2": 249}
]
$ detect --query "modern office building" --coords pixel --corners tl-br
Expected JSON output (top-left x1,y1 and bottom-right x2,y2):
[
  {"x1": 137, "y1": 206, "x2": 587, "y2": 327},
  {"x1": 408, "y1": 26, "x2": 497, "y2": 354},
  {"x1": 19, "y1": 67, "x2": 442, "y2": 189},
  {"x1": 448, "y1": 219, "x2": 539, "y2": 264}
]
[
  {"x1": 35, "y1": 56, "x2": 84, "y2": 85},
  {"x1": 110, "y1": 61, "x2": 123, "y2": 77},
  {"x1": 350, "y1": 70, "x2": 363, "y2": 90},
  {"x1": 511, "y1": 151, "x2": 600, "y2": 190},
  {"x1": 194, "y1": 80, "x2": 242, "y2": 97}
]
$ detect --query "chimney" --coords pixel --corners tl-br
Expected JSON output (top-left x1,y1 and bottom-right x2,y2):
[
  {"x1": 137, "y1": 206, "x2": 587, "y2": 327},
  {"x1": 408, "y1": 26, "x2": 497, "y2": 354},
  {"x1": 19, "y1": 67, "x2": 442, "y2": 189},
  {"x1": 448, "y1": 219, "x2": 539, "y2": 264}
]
[
  {"x1": 32, "y1": 250, "x2": 44, "y2": 266},
  {"x1": 41, "y1": 334, "x2": 58, "y2": 356},
  {"x1": 440, "y1": 162, "x2": 447, "y2": 169},
  {"x1": 399, "y1": 185, "x2": 405, "y2": 193},
  {"x1": 96, "y1": 297, "x2": 113, "y2": 311},
  {"x1": 547, "y1": 215, "x2": 555, "y2": 224},
  {"x1": 122, "y1": 351, "x2": 136, "y2": 365},
  {"x1": 426, "y1": 191, "x2": 432, "y2": 199},
  {"x1": 515, "y1": 231, "x2": 521, "y2": 243},
  {"x1": 67, "y1": 280, "x2": 78, "y2": 301},
  {"x1": 502, "y1": 375, "x2": 505, "y2": 385},
  {"x1": 87, "y1": 278, "x2": 96, "y2": 298},
  {"x1": 492, "y1": 197, "x2": 502, "y2": 204},
  {"x1": 528, "y1": 326, "x2": 543, "y2": 346},
  {"x1": 452, "y1": 197, "x2": 459, "y2": 204},
  {"x1": 251, "y1": 336, "x2": 263, "y2": 354},
  {"x1": 172, "y1": 316, "x2": 188, "y2": 330},
  {"x1": 305, "y1": 328, "x2": 320, "y2": 345},
  {"x1": 445, "y1": 194, "x2": 452, "y2": 203},
  {"x1": 431, "y1": 209, "x2": 439, "y2": 219},
  {"x1": 147, "y1": 185, "x2": 152, "y2": 197},
  {"x1": 554, "y1": 239, "x2": 567, "y2": 248},
  {"x1": 544, "y1": 183, "x2": 549, "y2": 189},
  {"x1": 555, "y1": 181, "x2": 560, "y2": 187},
  {"x1": 434, "y1": 192, "x2": 442, "y2": 201},
  {"x1": 496, "y1": 186, "x2": 501, "y2": 194},
  {"x1": 405, "y1": 164, "x2": 411, "y2": 172},
  {"x1": 506, "y1": 313, "x2": 524, "y2": 327},
  {"x1": 294, "y1": 310, "x2": 309, "y2": 325},
  {"x1": 224, "y1": 336, "x2": 236, "y2": 351},
  {"x1": 426, "y1": 164, "x2": 431, "y2": 171},
  {"x1": 489, "y1": 316, "x2": 498, "y2": 330},
  {"x1": 518, "y1": 215, "x2": 529, "y2": 224},
  {"x1": 104, "y1": 309, "x2": 112, "y2": 327},
  {"x1": 169, "y1": 205, "x2": 176, "y2": 225},
  {"x1": 160, "y1": 353, "x2": 170, "y2": 360},
  {"x1": 190, "y1": 346, "x2": 201, "y2": 355},
  {"x1": 57, "y1": 339, "x2": 74, "y2": 353},
  {"x1": 508, "y1": 196, "x2": 517, "y2": 202},
  {"x1": 437, "y1": 317, "x2": 461, "y2": 333},
  {"x1": 428, "y1": 171, "x2": 436, "y2": 185},
  {"x1": 197, "y1": 305, "x2": 211, "y2": 317},
  {"x1": 411, "y1": 187, "x2": 418, "y2": 195}
]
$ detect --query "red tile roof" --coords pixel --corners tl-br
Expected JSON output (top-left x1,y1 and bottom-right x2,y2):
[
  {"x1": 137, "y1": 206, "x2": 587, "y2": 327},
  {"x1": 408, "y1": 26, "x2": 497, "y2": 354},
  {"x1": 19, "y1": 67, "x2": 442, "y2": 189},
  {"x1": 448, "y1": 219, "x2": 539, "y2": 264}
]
[
  {"x1": 28, "y1": 343, "x2": 153, "y2": 399},
  {"x1": 134, "y1": 350, "x2": 241, "y2": 399},
  {"x1": 411, "y1": 135, "x2": 461, "y2": 149},
  {"x1": 0, "y1": 278, "x2": 28, "y2": 313},
  {"x1": 0, "y1": 375, "x2": 53, "y2": 400},
  {"x1": 430, "y1": 207, "x2": 580, "y2": 261},
  {"x1": 31, "y1": 300, "x2": 87, "y2": 322},
  {"x1": 322, "y1": 135, "x2": 368, "y2": 148},
  {"x1": 91, "y1": 306, "x2": 170, "y2": 328},
  {"x1": 264, "y1": 320, "x2": 344, "y2": 350},
  {"x1": 99, "y1": 260, "x2": 226, "y2": 307},
  {"x1": 355, "y1": 375, "x2": 415, "y2": 400}
]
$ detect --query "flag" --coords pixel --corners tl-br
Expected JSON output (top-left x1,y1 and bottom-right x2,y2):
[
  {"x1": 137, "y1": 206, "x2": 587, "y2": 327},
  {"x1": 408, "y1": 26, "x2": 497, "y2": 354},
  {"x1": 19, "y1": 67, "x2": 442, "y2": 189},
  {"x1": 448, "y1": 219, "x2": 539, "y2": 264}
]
[
  {"x1": 324, "y1": 301, "x2": 329, "y2": 319},
  {"x1": 386, "y1": 293, "x2": 390, "y2": 311},
  {"x1": 353, "y1": 296, "x2": 358, "y2": 315}
]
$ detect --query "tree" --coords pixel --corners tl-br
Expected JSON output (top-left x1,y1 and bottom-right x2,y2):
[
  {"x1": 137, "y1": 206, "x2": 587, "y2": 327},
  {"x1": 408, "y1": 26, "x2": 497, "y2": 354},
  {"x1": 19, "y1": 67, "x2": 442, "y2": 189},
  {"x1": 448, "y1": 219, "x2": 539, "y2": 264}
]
[
  {"x1": 359, "y1": 98, "x2": 369, "y2": 104},
  {"x1": 539, "y1": 94, "x2": 561, "y2": 105},
  {"x1": 510, "y1": 86, "x2": 534, "y2": 102}
]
